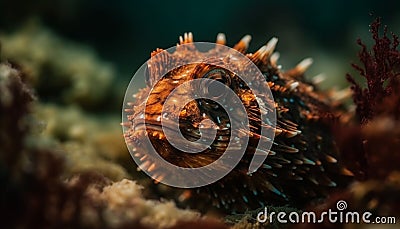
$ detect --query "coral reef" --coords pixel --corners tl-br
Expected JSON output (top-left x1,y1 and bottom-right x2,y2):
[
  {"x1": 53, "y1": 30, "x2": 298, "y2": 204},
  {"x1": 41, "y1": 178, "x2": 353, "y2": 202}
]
[
  {"x1": 1, "y1": 17, "x2": 399, "y2": 229},
  {"x1": 0, "y1": 27, "x2": 226, "y2": 228},
  {"x1": 226, "y1": 206, "x2": 300, "y2": 229},
  {"x1": 0, "y1": 60, "x2": 34, "y2": 173},
  {"x1": 0, "y1": 21, "x2": 116, "y2": 109},
  {"x1": 89, "y1": 179, "x2": 200, "y2": 228},
  {"x1": 34, "y1": 103, "x2": 130, "y2": 180},
  {"x1": 0, "y1": 58, "x2": 92, "y2": 228},
  {"x1": 0, "y1": 22, "x2": 132, "y2": 181}
]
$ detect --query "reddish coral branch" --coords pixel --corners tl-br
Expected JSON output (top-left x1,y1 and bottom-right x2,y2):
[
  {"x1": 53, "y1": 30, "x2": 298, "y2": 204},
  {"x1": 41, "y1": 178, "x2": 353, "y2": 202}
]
[{"x1": 347, "y1": 18, "x2": 400, "y2": 124}]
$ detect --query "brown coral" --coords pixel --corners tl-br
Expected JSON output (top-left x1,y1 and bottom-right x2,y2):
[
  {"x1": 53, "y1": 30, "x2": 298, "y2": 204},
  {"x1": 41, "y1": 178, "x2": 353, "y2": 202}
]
[
  {"x1": 0, "y1": 49, "x2": 222, "y2": 229},
  {"x1": 0, "y1": 59, "x2": 98, "y2": 229},
  {"x1": 0, "y1": 61, "x2": 34, "y2": 171}
]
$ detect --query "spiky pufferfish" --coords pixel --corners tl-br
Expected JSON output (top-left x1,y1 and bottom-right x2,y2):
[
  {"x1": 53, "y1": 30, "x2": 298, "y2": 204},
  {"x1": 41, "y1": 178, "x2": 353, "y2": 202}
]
[{"x1": 123, "y1": 32, "x2": 354, "y2": 213}]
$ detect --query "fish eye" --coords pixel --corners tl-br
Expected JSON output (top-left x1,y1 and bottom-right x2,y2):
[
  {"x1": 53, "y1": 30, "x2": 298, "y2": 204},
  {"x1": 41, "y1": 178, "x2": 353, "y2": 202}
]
[{"x1": 203, "y1": 68, "x2": 231, "y2": 98}]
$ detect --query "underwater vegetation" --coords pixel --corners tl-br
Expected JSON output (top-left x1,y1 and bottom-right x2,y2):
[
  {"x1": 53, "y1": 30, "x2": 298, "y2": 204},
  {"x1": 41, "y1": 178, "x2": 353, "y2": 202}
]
[
  {"x1": 0, "y1": 22, "x2": 116, "y2": 109},
  {"x1": 292, "y1": 18, "x2": 400, "y2": 229},
  {"x1": 347, "y1": 18, "x2": 400, "y2": 124},
  {"x1": 0, "y1": 18, "x2": 399, "y2": 229},
  {"x1": 0, "y1": 23, "x2": 131, "y2": 181}
]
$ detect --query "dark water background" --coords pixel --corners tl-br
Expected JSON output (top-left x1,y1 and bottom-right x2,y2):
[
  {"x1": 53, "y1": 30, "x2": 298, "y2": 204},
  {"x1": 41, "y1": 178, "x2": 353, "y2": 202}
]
[{"x1": 1, "y1": 0, "x2": 399, "y2": 89}]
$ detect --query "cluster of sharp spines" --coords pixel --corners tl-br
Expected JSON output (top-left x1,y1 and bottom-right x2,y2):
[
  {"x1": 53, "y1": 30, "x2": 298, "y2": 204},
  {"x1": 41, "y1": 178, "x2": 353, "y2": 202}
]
[
  {"x1": 145, "y1": 33, "x2": 356, "y2": 108},
  {"x1": 123, "y1": 32, "x2": 355, "y2": 212},
  {"x1": 144, "y1": 33, "x2": 328, "y2": 93},
  {"x1": 174, "y1": 32, "x2": 314, "y2": 78}
]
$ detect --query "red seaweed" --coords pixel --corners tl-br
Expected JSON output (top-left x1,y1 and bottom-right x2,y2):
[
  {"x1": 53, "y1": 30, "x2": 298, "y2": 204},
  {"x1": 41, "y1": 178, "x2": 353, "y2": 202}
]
[{"x1": 346, "y1": 18, "x2": 400, "y2": 124}]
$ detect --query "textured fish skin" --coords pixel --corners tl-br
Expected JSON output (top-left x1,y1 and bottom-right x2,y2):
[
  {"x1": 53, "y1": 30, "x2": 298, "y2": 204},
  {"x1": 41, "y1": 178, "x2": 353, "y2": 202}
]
[{"x1": 124, "y1": 33, "x2": 353, "y2": 213}]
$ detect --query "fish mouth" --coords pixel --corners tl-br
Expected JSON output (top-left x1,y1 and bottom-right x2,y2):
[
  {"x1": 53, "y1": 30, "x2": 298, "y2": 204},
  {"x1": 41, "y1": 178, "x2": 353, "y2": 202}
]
[
  {"x1": 128, "y1": 116, "x2": 232, "y2": 168},
  {"x1": 131, "y1": 117, "x2": 212, "y2": 143},
  {"x1": 129, "y1": 114, "x2": 234, "y2": 146}
]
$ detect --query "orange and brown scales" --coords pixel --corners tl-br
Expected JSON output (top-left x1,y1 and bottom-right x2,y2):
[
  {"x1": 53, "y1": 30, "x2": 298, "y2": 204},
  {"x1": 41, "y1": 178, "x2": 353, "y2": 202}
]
[{"x1": 124, "y1": 33, "x2": 354, "y2": 213}]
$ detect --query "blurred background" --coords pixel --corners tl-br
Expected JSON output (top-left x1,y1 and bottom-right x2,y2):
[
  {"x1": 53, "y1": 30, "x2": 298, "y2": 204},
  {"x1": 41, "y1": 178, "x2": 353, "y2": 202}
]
[
  {"x1": 0, "y1": 0, "x2": 399, "y2": 180},
  {"x1": 1, "y1": 0, "x2": 399, "y2": 95},
  {"x1": 1, "y1": 2, "x2": 400, "y2": 227}
]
